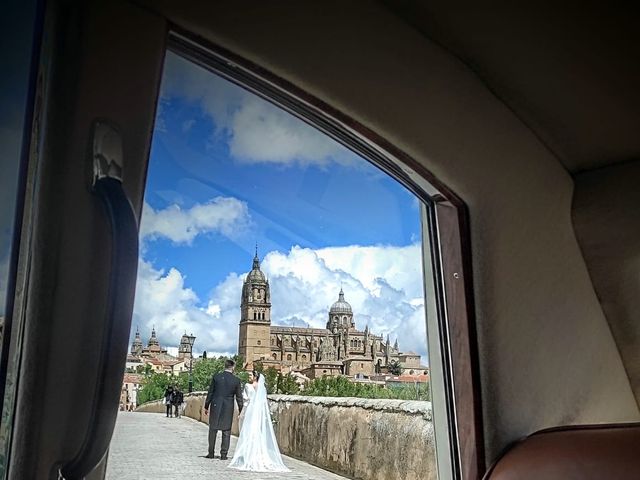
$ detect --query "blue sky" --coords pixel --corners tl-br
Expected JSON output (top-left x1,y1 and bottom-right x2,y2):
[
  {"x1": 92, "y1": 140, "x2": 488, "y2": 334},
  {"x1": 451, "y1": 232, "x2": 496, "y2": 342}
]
[{"x1": 132, "y1": 52, "x2": 428, "y2": 361}]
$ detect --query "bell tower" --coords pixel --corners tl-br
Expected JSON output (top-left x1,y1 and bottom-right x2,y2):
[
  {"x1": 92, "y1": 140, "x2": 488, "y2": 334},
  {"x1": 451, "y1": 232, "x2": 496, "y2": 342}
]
[
  {"x1": 238, "y1": 247, "x2": 271, "y2": 367},
  {"x1": 131, "y1": 326, "x2": 143, "y2": 355}
]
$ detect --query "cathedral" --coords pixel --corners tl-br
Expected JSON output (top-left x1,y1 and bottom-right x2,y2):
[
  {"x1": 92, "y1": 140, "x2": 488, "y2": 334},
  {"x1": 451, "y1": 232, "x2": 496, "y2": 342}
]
[
  {"x1": 238, "y1": 251, "x2": 422, "y2": 378},
  {"x1": 128, "y1": 326, "x2": 194, "y2": 375}
]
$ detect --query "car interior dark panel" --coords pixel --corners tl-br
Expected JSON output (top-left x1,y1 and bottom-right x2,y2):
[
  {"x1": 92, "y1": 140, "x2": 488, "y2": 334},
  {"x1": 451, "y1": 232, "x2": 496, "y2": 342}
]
[{"x1": 4, "y1": 2, "x2": 166, "y2": 478}]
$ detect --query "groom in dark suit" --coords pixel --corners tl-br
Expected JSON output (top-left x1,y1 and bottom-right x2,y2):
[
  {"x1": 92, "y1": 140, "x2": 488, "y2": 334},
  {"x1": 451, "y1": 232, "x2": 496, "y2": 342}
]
[{"x1": 204, "y1": 358, "x2": 243, "y2": 459}]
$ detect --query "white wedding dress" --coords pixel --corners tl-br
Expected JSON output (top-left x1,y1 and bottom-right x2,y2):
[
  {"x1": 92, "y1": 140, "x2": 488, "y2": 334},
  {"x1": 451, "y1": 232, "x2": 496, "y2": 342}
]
[{"x1": 228, "y1": 375, "x2": 289, "y2": 472}]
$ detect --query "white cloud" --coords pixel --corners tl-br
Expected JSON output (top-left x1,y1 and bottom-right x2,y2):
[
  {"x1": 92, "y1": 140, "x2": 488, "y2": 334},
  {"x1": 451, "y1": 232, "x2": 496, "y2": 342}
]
[
  {"x1": 132, "y1": 244, "x2": 428, "y2": 361},
  {"x1": 160, "y1": 52, "x2": 354, "y2": 167},
  {"x1": 228, "y1": 95, "x2": 352, "y2": 166},
  {"x1": 166, "y1": 347, "x2": 179, "y2": 357},
  {"x1": 314, "y1": 244, "x2": 424, "y2": 299},
  {"x1": 132, "y1": 260, "x2": 241, "y2": 356},
  {"x1": 140, "y1": 197, "x2": 251, "y2": 245},
  {"x1": 261, "y1": 245, "x2": 428, "y2": 359}
]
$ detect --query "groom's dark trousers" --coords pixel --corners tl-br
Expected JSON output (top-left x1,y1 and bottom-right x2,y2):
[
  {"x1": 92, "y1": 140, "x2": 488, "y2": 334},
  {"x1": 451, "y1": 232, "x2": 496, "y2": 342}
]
[
  {"x1": 208, "y1": 429, "x2": 231, "y2": 458},
  {"x1": 205, "y1": 370, "x2": 243, "y2": 458}
]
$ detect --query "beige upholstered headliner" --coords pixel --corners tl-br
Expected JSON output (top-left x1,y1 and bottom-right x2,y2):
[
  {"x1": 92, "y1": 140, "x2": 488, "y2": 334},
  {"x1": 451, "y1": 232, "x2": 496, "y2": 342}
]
[
  {"x1": 137, "y1": 0, "x2": 640, "y2": 463},
  {"x1": 382, "y1": 1, "x2": 640, "y2": 174},
  {"x1": 573, "y1": 160, "x2": 640, "y2": 404}
]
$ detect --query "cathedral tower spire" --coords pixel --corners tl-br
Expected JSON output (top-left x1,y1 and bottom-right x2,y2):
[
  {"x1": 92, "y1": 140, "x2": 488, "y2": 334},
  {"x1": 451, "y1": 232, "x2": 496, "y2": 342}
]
[
  {"x1": 238, "y1": 247, "x2": 272, "y2": 367},
  {"x1": 147, "y1": 325, "x2": 161, "y2": 353},
  {"x1": 148, "y1": 326, "x2": 159, "y2": 346},
  {"x1": 131, "y1": 325, "x2": 143, "y2": 355},
  {"x1": 253, "y1": 242, "x2": 260, "y2": 269}
]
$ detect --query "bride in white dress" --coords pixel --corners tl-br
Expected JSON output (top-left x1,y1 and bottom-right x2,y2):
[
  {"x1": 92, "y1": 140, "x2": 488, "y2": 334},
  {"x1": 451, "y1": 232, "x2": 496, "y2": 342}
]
[{"x1": 228, "y1": 372, "x2": 289, "y2": 472}]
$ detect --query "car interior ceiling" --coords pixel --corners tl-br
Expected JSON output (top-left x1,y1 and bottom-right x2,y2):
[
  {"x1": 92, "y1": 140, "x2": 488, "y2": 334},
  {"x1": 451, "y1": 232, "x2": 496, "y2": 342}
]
[{"x1": 5, "y1": 1, "x2": 639, "y2": 478}]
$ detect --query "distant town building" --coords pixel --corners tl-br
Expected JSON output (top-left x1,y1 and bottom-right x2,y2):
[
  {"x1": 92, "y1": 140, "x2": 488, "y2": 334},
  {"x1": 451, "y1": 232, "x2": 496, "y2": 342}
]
[
  {"x1": 238, "y1": 251, "x2": 426, "y2": 379},
  {"x1": 124, "y1": 329, "x2": 194, "y2": 410},
  {"x1": 120, "y1": 373, "x2": 143, "y2": 411},
  {"x1": 127, "y1": 327, "x2": 193, "y2": 375},
  {"x1": 126, "y1": 251, "x2": 427, "y2": 391},
  {"x1": 130, "y1": 325, "x2": 167, "y2": 357}
]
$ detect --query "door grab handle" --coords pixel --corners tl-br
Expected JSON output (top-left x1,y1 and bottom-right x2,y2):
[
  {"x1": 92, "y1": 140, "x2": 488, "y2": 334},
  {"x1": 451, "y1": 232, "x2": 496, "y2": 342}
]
[{"x1": 60, "y1": 121, "x2": 138, "y2": 479}]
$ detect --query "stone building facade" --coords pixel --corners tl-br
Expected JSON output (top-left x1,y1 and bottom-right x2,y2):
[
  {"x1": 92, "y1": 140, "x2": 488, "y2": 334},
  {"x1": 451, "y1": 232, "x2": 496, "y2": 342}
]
[
  {"x1": 128, "y1": 327, "x2": 193, "y2": 375},
  {"x1": 238, "y1": 252, "x2": 420, "y2": 377},
  {"x1": 130, "y1": 326, "x2": 167, "y2": 357}
]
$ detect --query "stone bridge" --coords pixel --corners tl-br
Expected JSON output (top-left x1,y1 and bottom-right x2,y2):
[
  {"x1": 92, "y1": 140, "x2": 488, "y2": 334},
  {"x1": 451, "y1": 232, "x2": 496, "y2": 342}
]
[
  {"x1": 106, "y1": 412, "x2": 348, "y2": 479},
  {"x1": 123, "y1": 393, "x2": 435, "y2": 480}
]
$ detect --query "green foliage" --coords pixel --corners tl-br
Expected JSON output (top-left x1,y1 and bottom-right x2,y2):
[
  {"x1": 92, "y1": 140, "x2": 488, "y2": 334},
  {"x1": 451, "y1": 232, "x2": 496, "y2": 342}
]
[
  {"x1": 248, "y1": 363, "x2": 298, "y2": 394},
  {"x1": 235, "y1": 370, "x2": 250, "y2": 384},
  {"x1": 190, "y1": 357, "x2": 225, "y2": 391},
  {"x1": 137, "y1": 355, "x2": 248, "y2": 404},
  {"x1": 137, "y1": 372, "x2": 173, "y2": 405},
  {"x1": 302, "y1": 375, "x2": 430, "y2": 401},
  {"x1": 233, "y1": 355, "x2": 246, "y2": 370},
  {"x1": 386, "y1": 382, "x2": 431, "y2": 401},
  {"x1": 138, "y1": 355, "x2": 310, "y2": 404},
  {"x1": 387, "y1": 359, "x2": 403, "y2": 376},
  {"x1": 264, "y1": 367, "x2": 280, "y2": 394},
  {"x1": 251, "y1": 363, "x2": 275, "y2": 393},
  {"x1": 277, "y1": 372, "x2": 300, "y2": 394}
]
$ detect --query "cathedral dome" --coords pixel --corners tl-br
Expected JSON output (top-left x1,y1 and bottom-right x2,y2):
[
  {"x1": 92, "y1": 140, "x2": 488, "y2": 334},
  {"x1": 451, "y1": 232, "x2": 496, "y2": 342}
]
[
  {"x1": 246, "y1": 250, "x2": 266, "y2": 283},
  {"x1": 247, "y1": 267, "x2": 266, "y2": 282},
  {"x1": 330, "y1": 288, "x2": 352, "y2": 314}
]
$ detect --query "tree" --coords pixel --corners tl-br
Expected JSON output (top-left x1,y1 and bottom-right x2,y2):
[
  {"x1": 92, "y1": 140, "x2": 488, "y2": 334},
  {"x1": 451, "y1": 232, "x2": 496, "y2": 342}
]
[
  {"x1": 263, "y1": 367, "x2": 279, "y2": 394},
  {"x1": 388, "y1": 359, "x2": 403, "y2": 376},
  {"x1": 190, "y1": 357, "x2": 225, "y2": 391},
  {"x1": 235, "y1": 369, "x2": 250, "y2": 384},
  {"x1": 137, "y1": 355, "x2": 246, "y2": 404},
  {"x1": 188, "y1": 355, "x2": 254, "y2": 391},
  {"x1": 304, "y1": 375, "x2": 357, "y2": 397},
  {"x1": 137, "y1": 372, "x2": 173, "y2": 404},
  {"x1": 277, "y1": 372, "x2": 300, "y2": 394},
  {"x1": 301, "y1": 375, "x2": 430, "y2": 401},
  {"x1": 233, "y1": 354, "x2": 245, "y2": 367}
]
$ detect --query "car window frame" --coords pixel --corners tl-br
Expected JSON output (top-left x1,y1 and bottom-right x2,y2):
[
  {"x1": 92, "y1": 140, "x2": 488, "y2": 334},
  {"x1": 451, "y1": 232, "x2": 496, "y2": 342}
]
[{"x1": 167, "y1": 28, "x2": 484, "y2": 480}]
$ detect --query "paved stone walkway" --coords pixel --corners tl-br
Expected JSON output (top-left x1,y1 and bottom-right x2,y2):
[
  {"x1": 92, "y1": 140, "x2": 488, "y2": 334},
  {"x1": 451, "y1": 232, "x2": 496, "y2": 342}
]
[{"x1": 106, "y1": 412, "x2": 348, "y2": 480}]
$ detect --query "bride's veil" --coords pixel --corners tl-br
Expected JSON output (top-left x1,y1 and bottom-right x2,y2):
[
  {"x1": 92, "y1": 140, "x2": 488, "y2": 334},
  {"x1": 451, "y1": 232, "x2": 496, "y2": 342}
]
[{"x1": 228, "y1": 374, "x2": 289, "y2": 472}]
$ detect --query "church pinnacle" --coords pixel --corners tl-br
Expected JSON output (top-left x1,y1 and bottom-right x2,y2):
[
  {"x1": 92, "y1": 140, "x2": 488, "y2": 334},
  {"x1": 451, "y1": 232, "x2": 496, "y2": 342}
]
[
  {"x1": 253, "y1": 242, "x2": 260, "y2": 269},
  {"x1": 148, "y1": 325, "x2": 159, "y2": 346}
]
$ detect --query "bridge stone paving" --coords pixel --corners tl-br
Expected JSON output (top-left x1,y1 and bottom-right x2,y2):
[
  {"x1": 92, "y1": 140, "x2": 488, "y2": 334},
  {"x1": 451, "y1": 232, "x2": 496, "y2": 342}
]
[{"x1": 106, "y1": 412, "x2": 349, "y2": 480}]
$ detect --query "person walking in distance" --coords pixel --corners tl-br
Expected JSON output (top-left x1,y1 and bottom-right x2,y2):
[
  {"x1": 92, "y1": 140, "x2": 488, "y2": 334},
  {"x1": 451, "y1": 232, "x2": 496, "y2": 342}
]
[
  {"x1": 204, "y1": 359, "x2": 243, "y2": 459},
  {"x1": 173, "y1": 387, "x2": 184, "y2": 418},
  {"x1": 163, "y1": 385, "x2": 174, "y2": 418}
]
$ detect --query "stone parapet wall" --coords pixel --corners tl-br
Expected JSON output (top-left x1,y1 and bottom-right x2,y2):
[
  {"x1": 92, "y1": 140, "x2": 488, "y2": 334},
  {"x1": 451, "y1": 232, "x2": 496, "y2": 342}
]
[
  {"x1": 269, "y1": 395, "x2": 435, "y2": 480},
  {"x1": 136, "y1": 394, "x2": 435, "y2": 480}
]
